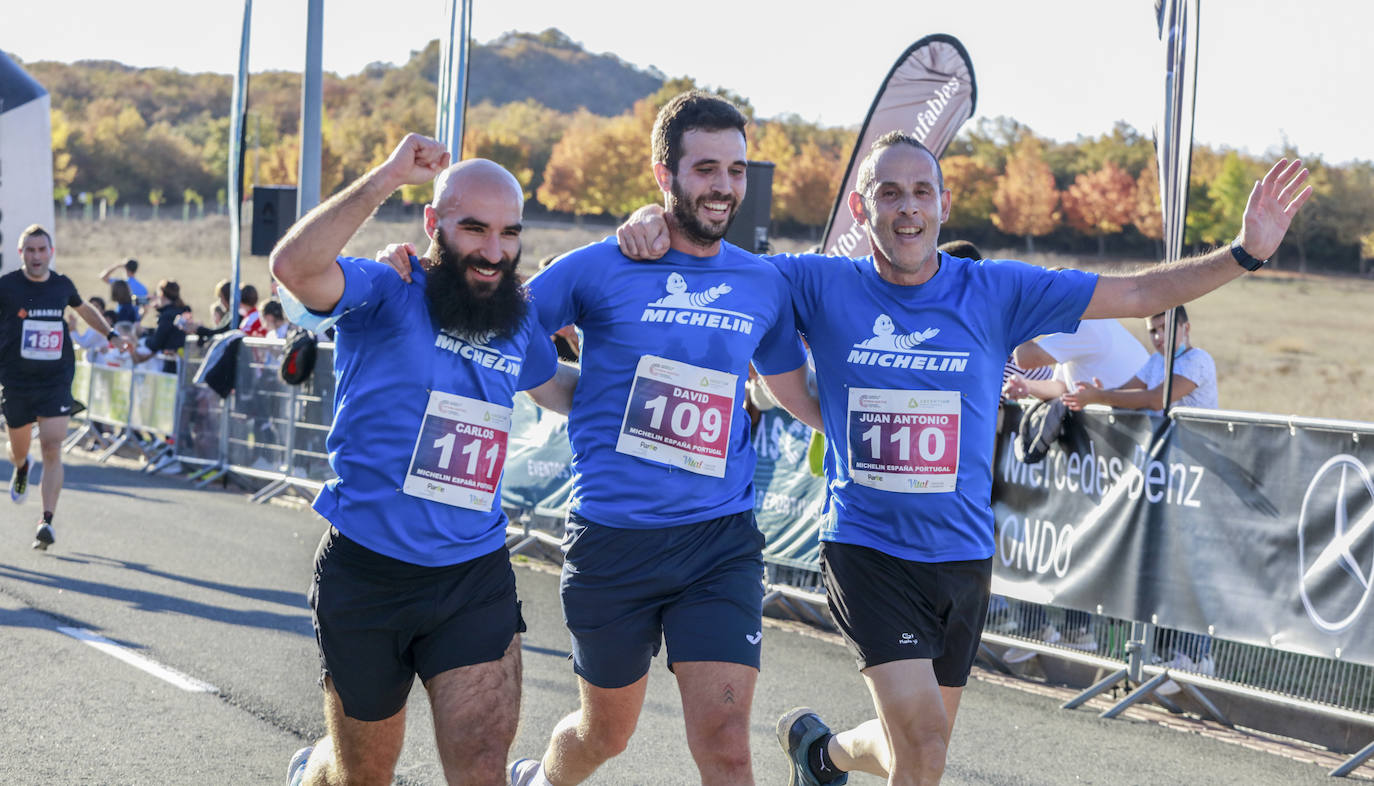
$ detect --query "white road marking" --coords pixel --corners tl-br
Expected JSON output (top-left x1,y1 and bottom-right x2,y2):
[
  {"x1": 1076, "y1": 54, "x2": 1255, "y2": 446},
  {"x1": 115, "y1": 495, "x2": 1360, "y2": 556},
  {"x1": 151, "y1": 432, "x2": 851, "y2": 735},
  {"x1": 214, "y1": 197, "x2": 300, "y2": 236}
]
[{"x1": 57, "y1": 627, "x2": 218, "y2": 693}]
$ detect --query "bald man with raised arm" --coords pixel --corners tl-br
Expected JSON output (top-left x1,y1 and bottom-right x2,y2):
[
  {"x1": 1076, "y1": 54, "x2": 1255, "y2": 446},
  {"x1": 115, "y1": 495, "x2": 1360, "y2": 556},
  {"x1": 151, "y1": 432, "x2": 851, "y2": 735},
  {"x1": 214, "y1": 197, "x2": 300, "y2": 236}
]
[{"x1": 270, "y1": 133, "x2": 575, "y2": 786}]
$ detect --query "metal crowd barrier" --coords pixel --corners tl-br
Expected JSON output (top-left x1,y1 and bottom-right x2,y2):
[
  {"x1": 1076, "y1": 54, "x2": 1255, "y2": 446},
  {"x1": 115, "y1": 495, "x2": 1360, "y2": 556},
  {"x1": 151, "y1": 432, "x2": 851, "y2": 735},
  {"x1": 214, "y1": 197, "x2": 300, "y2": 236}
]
[{"x1": 65, "y1": 350, "x2": 184, "y2": 470}]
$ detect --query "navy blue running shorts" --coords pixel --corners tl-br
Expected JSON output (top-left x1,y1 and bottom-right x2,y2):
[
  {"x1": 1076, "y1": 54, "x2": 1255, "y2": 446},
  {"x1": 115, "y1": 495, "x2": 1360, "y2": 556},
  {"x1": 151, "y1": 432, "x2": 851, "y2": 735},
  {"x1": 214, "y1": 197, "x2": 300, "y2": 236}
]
[
  {"x1": 821, "y1": 541, "x2": 992, "y2": 687},
  {"x1": 309, "y1": 527, "x2": 525, "y2": 721},
  {"x1": 560, "y1": 509, "x2": 766, "y2": 689}
]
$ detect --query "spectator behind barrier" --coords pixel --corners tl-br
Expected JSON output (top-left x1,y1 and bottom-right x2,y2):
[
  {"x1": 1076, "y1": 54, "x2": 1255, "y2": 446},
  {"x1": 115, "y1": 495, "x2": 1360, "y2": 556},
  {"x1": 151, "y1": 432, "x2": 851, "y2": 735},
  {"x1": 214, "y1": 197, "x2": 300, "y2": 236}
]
[
  {"x1": 1062, "y1": 305, "x2": 1218, "y2": 413},
  {"x1": 133, "y1": 280, "x2": 192, "y2": 373},
  {"x1": 239, "y1": 284, "x2": 267, "y2": 337},
  {"x1": 260, "y1": 299, "x2": 288, "y2": 339},
  {"x1": 109, "y1": 279, "x2": 138, "y2": 328}
]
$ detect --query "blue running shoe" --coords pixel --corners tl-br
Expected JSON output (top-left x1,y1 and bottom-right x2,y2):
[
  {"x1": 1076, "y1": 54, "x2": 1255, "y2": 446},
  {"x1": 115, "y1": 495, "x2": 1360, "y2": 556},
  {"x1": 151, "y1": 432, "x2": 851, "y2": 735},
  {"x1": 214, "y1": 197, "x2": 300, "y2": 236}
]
[{"x1": 777, "y1": 707, "x2": 846, "y2": 786}]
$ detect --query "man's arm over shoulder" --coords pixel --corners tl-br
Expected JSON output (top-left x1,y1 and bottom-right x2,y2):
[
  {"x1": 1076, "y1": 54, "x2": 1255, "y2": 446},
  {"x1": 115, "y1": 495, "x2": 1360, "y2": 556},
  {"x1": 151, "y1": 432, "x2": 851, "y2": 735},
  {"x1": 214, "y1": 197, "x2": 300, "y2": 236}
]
[
  {"x1": 271, "y1": 133, "x2": 449, "y2": 313},
  {"x1": 524, "y1": 361, "x2": 579, "y2": 416},
  {"x1": 760, "y1": 363, "x2": 821, "y2": 431}
]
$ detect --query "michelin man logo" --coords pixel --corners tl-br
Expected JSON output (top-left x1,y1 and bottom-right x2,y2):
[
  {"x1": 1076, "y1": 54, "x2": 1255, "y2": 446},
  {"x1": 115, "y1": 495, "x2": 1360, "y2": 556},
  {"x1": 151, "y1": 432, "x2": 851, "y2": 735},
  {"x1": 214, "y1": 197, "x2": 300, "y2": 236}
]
[
  {"x1": 1297, "y1": 454, "x2": 1374, "y2": 634},
  {"x1": 846, "y1": 314, "x2": 968, "y2": 372},
  {"x1": 653, "y1": 272, "x2": 733, "y2": 308},
  {"x1": 640, "y1": 272, "x2": 753, "y2": 334},
  {"x1": 855, "y1": 314, "x2": 940, "y2": 351}
]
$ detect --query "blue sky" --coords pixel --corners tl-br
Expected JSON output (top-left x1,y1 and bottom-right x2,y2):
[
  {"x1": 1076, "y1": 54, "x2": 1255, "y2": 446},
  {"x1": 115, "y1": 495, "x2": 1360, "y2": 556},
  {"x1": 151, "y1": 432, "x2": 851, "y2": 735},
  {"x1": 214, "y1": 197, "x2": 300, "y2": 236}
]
[{"x1": 7, "y1": 0, "x2": 1370, "y2": 164}]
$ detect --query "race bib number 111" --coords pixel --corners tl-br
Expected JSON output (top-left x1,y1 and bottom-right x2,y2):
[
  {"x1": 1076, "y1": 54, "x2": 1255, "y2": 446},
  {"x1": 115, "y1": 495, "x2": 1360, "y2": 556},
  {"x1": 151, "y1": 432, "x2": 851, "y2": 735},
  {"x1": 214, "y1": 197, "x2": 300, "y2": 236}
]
[
  {"x1": 616, "y1": 355, "x2": 737, "y2": 477},
  {"x1": 847, "y1": 388, "x2": 960, "y2": 493},
  {"x1": 403, "y1": 391, "x2": 511, "y2": 511}
]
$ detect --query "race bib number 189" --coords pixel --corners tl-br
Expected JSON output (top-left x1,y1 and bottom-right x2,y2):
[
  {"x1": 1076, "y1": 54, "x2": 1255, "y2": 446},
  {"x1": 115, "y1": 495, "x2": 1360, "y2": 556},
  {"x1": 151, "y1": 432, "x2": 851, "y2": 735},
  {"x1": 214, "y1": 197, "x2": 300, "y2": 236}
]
[
  {"x1": 21, "y1": 319, "x2": 64, "y2": 361},
  {"x1": 403, "y1": 391, "x2": 511, "y2": 511},
  {"x1": 615, "y1": 355, "x2": 737, "y2": 477},
  {"x1": 847, "y1": 388, "x2": 960, "y2": 493}
]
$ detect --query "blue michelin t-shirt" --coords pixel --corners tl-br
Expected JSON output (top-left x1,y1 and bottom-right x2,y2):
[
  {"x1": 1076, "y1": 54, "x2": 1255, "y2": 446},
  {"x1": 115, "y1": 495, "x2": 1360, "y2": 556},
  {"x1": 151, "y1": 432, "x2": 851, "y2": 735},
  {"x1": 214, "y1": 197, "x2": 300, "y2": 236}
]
[
  {"x1": 528, "y1": 238, "x2": 806, "y2": 529},
  {"x1": 311, "y1": 256, "x2": 557, "y2": 567},
  {"x1": 770, "y1": 251, "x2": 1097, "y2": 562}
]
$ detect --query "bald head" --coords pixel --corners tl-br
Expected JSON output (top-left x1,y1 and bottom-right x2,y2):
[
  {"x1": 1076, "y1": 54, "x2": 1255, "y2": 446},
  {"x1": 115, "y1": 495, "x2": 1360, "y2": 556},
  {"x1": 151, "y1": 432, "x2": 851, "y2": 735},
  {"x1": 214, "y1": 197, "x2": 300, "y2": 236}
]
[{"x1": 432, "y1": 158, "x2": 523, "y2": 215}]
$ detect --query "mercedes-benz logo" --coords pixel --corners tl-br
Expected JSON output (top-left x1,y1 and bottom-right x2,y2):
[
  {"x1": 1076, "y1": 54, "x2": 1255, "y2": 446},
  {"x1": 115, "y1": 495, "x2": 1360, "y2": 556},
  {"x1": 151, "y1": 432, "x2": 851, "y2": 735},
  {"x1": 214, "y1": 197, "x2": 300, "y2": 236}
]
[{"x1": 1298, "y1": 454, "x2": 1374, "y2": 634}]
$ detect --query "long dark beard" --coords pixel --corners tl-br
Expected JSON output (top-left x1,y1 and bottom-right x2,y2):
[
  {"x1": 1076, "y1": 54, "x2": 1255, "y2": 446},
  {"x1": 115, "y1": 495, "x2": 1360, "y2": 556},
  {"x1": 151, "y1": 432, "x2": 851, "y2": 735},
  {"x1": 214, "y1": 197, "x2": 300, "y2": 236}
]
[
  {"x1": 424, "y1": 228, "x2": 528, "y2": 341},
  {"x1": 669, "y1": 177, "x2": 738, "y2": 248}
]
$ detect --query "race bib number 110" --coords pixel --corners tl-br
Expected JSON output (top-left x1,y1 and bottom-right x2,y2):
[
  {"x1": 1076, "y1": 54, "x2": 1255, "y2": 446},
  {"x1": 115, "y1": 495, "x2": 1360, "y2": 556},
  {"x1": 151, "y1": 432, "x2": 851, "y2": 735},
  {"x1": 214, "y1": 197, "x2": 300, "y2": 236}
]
[
  {"x1": 616, "y1": 355, "x2": 737, "y2": 477},
  {"x1": 403, "y1": 391, "x2": 511, "y2": 511},
  {"x1": 847, "y1": 388, "x2": 960, "y2": 493}
]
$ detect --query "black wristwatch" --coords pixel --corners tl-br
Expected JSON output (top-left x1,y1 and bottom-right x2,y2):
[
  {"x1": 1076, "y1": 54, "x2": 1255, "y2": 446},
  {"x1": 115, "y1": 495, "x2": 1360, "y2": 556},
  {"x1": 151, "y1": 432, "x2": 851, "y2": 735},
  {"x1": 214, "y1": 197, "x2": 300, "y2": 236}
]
[
  {"x1": 106, "y1": 330, "x2": 119, "y2": 342},
  {"x1": 1230, "y1": 241, "x2": 1266, "y2": 271}
]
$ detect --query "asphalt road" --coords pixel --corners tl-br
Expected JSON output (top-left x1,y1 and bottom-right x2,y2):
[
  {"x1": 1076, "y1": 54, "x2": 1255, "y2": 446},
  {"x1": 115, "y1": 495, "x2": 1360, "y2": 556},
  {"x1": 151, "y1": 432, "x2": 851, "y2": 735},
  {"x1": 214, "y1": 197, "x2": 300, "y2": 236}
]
[{"x1": 0, "y1": 452, "x2": 1355, "y2": 785}]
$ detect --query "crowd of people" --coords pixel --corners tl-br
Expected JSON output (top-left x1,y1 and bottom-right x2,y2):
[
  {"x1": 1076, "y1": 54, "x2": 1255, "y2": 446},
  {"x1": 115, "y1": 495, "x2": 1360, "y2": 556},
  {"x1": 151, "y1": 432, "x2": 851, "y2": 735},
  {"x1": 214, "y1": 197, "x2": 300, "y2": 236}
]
[{"x1": 256, "y1": 87, "x2": 1309, "y2": 786}]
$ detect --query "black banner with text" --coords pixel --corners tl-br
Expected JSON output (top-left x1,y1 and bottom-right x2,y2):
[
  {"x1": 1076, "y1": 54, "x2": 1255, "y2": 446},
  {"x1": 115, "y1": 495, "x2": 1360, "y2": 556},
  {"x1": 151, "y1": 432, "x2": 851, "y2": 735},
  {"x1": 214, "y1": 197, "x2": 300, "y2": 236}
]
[{"x1": 993, "y1": 405, "x2": 1374, "y2": 666}]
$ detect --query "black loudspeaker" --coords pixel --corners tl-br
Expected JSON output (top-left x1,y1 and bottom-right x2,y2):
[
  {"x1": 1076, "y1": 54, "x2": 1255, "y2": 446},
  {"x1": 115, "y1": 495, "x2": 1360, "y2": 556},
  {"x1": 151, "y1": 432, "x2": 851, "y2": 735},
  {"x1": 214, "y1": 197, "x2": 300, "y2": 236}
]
[
  {"x1": 250, "y1": 186, "x2": 298, "y2": 257},
  {"x1": 724, "y1": 161, "x2": 775, "y2": 254}
]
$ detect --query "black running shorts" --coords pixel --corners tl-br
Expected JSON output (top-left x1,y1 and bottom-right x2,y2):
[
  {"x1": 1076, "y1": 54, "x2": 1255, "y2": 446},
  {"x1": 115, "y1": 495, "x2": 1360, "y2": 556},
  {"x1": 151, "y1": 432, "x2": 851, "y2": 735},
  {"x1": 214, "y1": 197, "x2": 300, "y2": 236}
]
[
  {"x1": 1, "y1": 383, "x2": 82, "y2": 428},
  {"x1": 309, "y1": 527, "x2": 525, "y2": 721},
  {"x1": 821, "y1": 541, "x2": 992, "y2": 687}
]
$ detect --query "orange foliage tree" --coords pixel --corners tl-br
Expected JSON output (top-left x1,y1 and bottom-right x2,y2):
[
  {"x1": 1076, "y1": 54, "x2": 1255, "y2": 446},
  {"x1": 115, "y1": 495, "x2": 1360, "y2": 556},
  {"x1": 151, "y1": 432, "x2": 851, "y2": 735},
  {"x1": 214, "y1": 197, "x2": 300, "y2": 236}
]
[
  {"x1": 940, "y1": 155, "x2": 998, "y2": 235},
  {"x1": 1132, "y1": 163, "x2": 1164, "y2": 248},
  {"x1": 991, "y1": 139, "x2": 1060, "y2": 251},
  {"x1": 1061, "y1": 161, "x2": 1137, "y2": 256}
]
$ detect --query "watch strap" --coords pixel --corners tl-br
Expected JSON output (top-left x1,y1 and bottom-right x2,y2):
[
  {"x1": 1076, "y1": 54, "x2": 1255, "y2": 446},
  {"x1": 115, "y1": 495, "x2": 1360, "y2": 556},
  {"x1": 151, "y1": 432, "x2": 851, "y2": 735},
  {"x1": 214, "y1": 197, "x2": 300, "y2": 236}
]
[{"x1": 1230, "y1": 241, "x2": 1266, "y2": 271}]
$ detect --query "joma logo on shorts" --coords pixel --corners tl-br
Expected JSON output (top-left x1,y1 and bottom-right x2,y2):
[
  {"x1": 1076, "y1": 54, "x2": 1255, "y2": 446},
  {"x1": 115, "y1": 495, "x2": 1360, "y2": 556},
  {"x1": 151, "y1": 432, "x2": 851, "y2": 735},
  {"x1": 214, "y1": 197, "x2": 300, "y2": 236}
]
[{"x1": 899, "y1": 633, "x2": 919, "y2": 645}]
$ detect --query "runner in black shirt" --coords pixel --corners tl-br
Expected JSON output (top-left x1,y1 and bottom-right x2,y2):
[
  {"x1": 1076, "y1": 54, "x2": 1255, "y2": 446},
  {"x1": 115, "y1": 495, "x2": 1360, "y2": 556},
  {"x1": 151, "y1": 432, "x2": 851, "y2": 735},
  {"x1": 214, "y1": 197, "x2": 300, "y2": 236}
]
[{"x1": 1, "y1": 225, "x2": 131, "y2": 549}]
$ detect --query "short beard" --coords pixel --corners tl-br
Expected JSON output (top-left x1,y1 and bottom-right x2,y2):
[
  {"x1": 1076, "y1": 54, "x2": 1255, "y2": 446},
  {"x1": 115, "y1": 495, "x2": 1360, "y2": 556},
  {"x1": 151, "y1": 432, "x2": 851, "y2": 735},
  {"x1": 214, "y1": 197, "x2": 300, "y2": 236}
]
[
  {"x1": 424, "y1": 228, "x2": 527, "y2": 342},
  {"x1": 669, "y1": 177, "x2": 738, "y2": 248}
]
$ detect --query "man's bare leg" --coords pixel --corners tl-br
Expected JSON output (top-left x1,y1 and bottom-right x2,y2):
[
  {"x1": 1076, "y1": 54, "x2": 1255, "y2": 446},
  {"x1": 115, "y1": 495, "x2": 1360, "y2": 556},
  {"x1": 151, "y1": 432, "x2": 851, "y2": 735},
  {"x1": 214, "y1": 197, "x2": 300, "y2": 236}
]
[
  {"x1": 825, "y1": 659, "x2": 962, "y2": 786},
  {"x1": 675, "y1": 660, "x2": 758, "y2": 785},
  {"x1": 298, "y1": 677, "x2": 406, "y2": 786},
  {"x1": 36, "y1": 416, "x2": 68, "y2": 513},
  {"x1": 427, "y1": 634, "x2": 524, "y2": 785},
  {"x1": 538, "y1": 674, "x2": 649, "y2": 785}
]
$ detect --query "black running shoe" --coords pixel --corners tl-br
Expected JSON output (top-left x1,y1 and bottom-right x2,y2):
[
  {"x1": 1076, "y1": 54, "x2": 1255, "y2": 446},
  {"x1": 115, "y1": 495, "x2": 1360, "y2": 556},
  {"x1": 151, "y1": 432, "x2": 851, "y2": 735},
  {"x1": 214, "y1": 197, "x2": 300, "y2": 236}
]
[
  {"x1": 9, "y1": 461, "x2": 28, "y2": 504},
  {"x1": 32, "y1": 522, "x2": 54, "y2": 551}
]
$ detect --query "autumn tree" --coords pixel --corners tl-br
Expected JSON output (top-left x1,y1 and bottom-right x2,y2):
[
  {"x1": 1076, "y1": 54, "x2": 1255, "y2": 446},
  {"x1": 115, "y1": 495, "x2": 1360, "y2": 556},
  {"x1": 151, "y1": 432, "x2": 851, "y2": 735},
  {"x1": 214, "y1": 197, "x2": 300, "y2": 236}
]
[
  {"x1": 940, "y1": 155, "x2": 997, "y2": 234},
  {"x1": 50, "y1": 109, "x2": 78, "y2": 200},
  {"x1": 1131, "y1": 163, "x2": 1164, "y2": 254},
  {"x1": 1061, "y1": 161, "x2": 1136, "y2": 256},
  {"x1": 779, "y1": 140, "x2": 844, "y2": 229},
  {"x1": 992, "y1": 138, "x2": 1060, "y2": 251}
]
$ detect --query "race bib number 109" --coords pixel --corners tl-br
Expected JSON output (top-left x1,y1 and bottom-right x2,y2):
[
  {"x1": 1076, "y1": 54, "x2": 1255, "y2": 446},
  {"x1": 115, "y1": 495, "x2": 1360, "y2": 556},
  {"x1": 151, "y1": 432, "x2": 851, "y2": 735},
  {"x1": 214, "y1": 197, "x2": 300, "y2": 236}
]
[
  {"x1": 847, "y1": 388, "x2": 960, "y2": 493},
  {"x1": 403, "y1": 391, "x2": 511, "y2": 511},
  {"x1": 616, "y1": 355, "x2": 737, "y2": 477}
]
